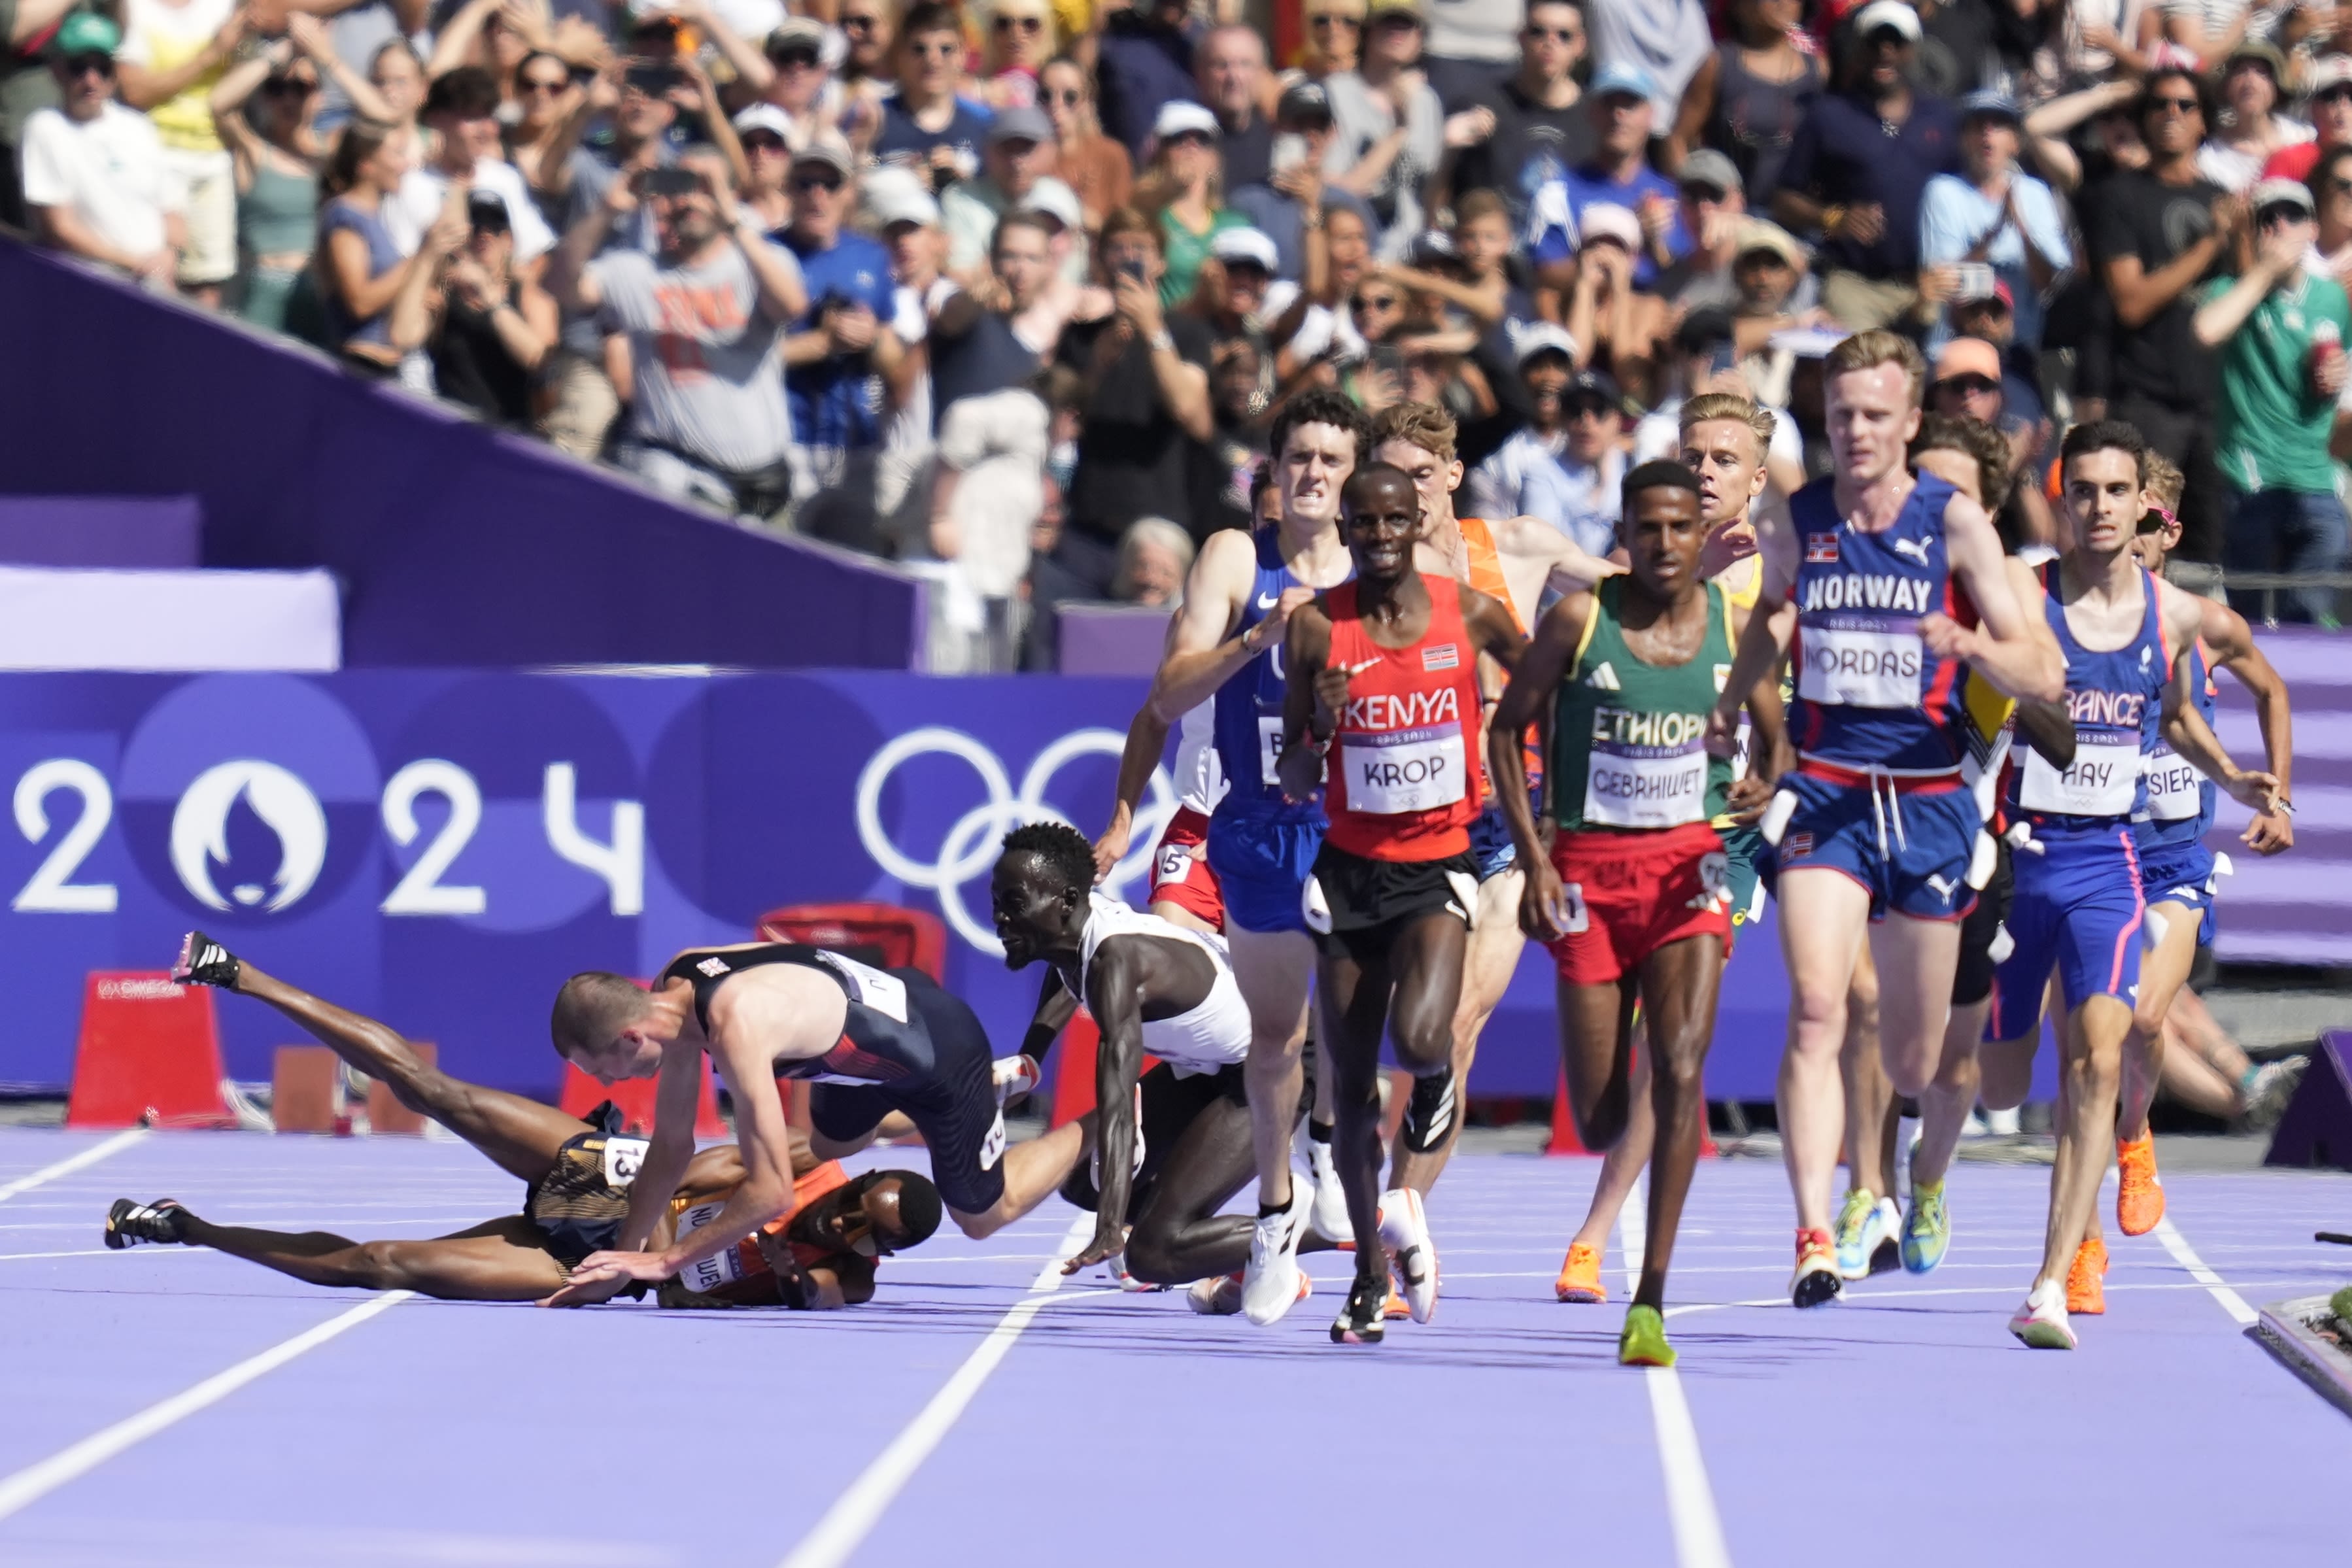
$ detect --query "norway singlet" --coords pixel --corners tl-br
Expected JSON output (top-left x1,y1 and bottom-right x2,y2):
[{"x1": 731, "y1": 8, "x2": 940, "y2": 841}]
[
  {"x1": 1550, "y1": 578, "x2": 1735, "y2": 833},
  {"x1": 1321, "y1": 575, "x2": 1488, "y2": 861}
]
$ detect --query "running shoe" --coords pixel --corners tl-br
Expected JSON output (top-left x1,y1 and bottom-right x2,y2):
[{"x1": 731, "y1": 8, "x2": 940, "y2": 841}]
[
  {"x1": 104, "y1": 1197, "x2": 186, "y2": 1249},
  {"x1": 1555, "y1": 1241, "x2": 1608, "y2": 1304},
  {"x1": 2066, "y1": 1235, "x2": 2108, "y2": 1316},
  {"x1": 1330, "y1": 1270, "x2": 1388, "y2": 1344},
  {"x1": 1791, "y1": 1227, "x2": 1842, "y2": 1308},
  {"x1": 172, "y1": 931, "x2": 239, "y2": 989},
  {"x1": 1241, "y1": 1180, "x2": 1314, "y2": 1325},
  {"x1": 1618, "y1": 1304, "x2": 1675, "y2": 1367},
  {"x1": 2115, "y1": 1133, "x2": 2164, "y2": 1236},
  {"x1": 2243, "y1": 1056, "x2": 2309, "y2": 1129},
  {"x1": 1398, "y1": 1068, "x2": 1459, "y2": 1156},
  {"x1": 1189, "y1": 1270, "x2": 1306, "y2": 1316},
  {"x1": 991, "y1": 1053, "x2": 1040, "y2": 1109},
  {"x1": 1867, "y1": 1195, "x2": 1902, "y2": 1276},
  {"x1": 1101, "y1": 1250, "x2": 1166, "y2": 1292},
  {"x1": 1376, "y1": 1186, "x2": 1437, "y2": 1324},
  {"x1": 1833, "y1": 1188, "x2": 1882, "y2": 1280},
  {"x1": 2008, "y1": 1280, "x2": 2076, "y2": 1350},
  {"x1": 1304, "y1": 1132, "x2": 1351, "y2": 1242},
  {"x1": 1900, "y1": 1177, "x2": 1950, "y2": 1275}
]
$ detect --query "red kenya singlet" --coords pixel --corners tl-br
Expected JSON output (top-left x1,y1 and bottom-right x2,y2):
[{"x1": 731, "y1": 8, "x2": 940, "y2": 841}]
[{"x1": 1321, "y1": 575, "x2": 1487, "y2": 861}]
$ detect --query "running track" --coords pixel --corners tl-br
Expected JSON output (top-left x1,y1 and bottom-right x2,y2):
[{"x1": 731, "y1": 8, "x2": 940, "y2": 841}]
[{"x1": 0, "y1": 1127, "x2": 2345, "y2": 1567}]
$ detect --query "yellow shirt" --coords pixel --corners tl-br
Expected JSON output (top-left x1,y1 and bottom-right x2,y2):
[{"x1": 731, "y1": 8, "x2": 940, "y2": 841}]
[{"x1": 121, "y1": 0, "x2": 233, "y2": 154}]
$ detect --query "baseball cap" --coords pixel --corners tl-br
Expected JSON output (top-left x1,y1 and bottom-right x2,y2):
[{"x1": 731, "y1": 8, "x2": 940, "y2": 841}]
[
  {"x1": 866, "y1": 173, "x2": 941, "y2": 228},
  {"x1": 1565, "y1": 367, "x2": 1624, "y2": 409},
  {"x1": 1512, "y1": 321, "x2": 1579, "y2": 367},
  {"x1": 1958, "y1": 88, "x2": 2020, "y2": 123},
  {"x1": 1021, "y1": 176, "x2": 1084, "y2": 230},
  {"x1": 1211, "y1": 226, "x2": 1280, "y2": 271},
  {"x1": 1932, "y1": 335, "x2": 2003, "y2": 384},
  {"x1": 2253, "y1": 175, "x2": 2316, "y2": 215},
  {"x1": 1577, "y1": 201, "x2": 1641, "y2": 250},
  {"x1": 1678, "y1": 149, "x2": 1741, "y2": 197},
  {"x1": 732, "y1": 103, "x2": 794, "y2": 141},
  {"x1": 2308, "y1": 53, "x2": 2352, "y2": 92},
  {"x1": 50, "y1": 12, "x2": 121, "y2": 57},
  {"x1": 793, "y1": 137, "x2": 855, "y2": 177},
  {"x1": 765, "y1": 16, "x2": 826, "y2": 54},
  {"x1": 988, "y1": 104, "x2": 1054, "y2": 147},
  {"x1": 1854, "y1": 0, "x2": 1922, "y2": 41},
  {"x1": 2226, "y1": 39, "x2": 2288, "y2": 79},
  {"x1": 1153, "y1": 99, "x2": 1220, "y2": 142},
  {"x1": 1365, "y1": 0, "x2": 1424, "y2": 20},
  {"x1": 1589, "y1": 61, "x2": 1657, "y2": 101},
  {"x1": 1278, "y1": 79, "x2": 1333, "y2": 125},
  {"x1": 466, "y1": 188, "x2": 511, "y2": 230},
  {"x1": 1731, "y1": 216, "x2": 1807, "y2": 269},
  {"x1": 1674, "y1": 306, "x2": 1736, "y2": 355}
]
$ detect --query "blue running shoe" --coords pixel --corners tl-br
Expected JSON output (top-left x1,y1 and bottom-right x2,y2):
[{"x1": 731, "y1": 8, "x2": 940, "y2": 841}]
[{"x1": 1901, "y1": 1179, "x2": 1949, "y2": 1274}]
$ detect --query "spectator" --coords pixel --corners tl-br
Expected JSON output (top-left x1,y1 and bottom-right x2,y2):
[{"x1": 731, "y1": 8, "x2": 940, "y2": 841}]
[
  {"x1": 980, "y1": 0, "x2": 1056, "y2": 111},
  {"x1": 872, "y1": 1, "x2": 993, "y2": 188},
  {"x1": 2194, "y1": 176, "x2": 2352, "y2": 624},
  {"x1": 871, "y1": 173, "x2": 947, "y2": 534},
  {"x1": 930, "y1": 210, "x2": 1056, "y2": 428},
  {"x1": 2156, "y1": 0, "x2": 2266, "y2": 71},
  {"x1": 1418, "y1": 0, "x2": 1520, "y2": 111},
  {"x1": 1589, "y1": 0, "x2": 1713, "y2": 124},
  {"x1": 1726, "y1": 218, "x2": 1822, "y2": 405},
  {"x1": 837, "y1": 0, "x2": 893, "y2": 96},
  {"x1": 1468, "y1": 330, "x2": 1626, "y2": 558},
  {"x1": 1773, "y1": 1, "x2": 1960, "y2": 330},
  {"x1": 2060, "y1": 0, "x2": 2160, "y2": 89},
  {"x1": 1376, "y1": 186, "x2": 1520, "y2": 339},
  {"x1": 550, "y1": 153, "x2": 809, "y2": 519},
  {"x1": 390, "y1": 67, "x2": 554, "y2": 272},
  {"x1": 1193, "y1": 222, "x2": 1286, "y2": 355},
  {"x1": 1651, "y1": 147, "x2": 1748, "y2": 308},
  {"x1": 1667, "y1": 0, "x2": 1822, "y2": 209},
  {"x1": 503, "y1": 49, "x2": 590, "y2": 199},
  {"x1": 2308, "y1": 142, "x2": 2352, "y2": 287},
  {"x1": 19, "y1": 14, "x2": 186, "y2": 293},
  {"x1": 211, "y1": 41, "x2": 325, "y2": 334},
  {"x1": 1142, "y1": 99, "x2": 1247, "y2": 306},
  {"x1": 2262, "y1": 54, "x2": 2352, "y2": 184},
  {"x1": 1040, "y1": 54, "x2": 1132, "y2": 231},
  {"x1": 1055, "y1": 205, "x2": 1216, "y2": 579},
  {"x1": 1323, "y1": 0, "x2": 1443, "y2": 259},
  {"x1": 114, "y1": 0, "x2": 244, "y2": 308},
  {"x1": 1229, "y1": 78, "x2": 1367, "y2": 280},
  {"x1": 1295, "y1": 0, "x2": 1366, "y2": 86},
  {"x1": 1273, "y1": 202, "x2": 1376, "y2": 386},
  {"x1": 1633, "y1": 307, "x2": 1807, "y2": 490},
  {"x1": 1563, "y1": 203, "x2": 1669, "y2": 402},
  {"x1": 2095, "y1": 65, "x2": 2231, "y2": 562},
  {"x1": 707, "y1": 15, "x2": 838, "y2": 154},
  {"x1": 1018, "y1": 470, "x2": 1092, "y2": 669},
  {"x1": 350, "y1": 39, "x2": 426, "y2": 167},
  {"x1": 1911, "y1": 0, "x2": 1999, "y2": 101},
  {"x1": 944, "y1": 103, "x2": 1057, "y2": 275},
  {"x1": 2198, "y1": 42, "x2": 2309, "y2": 195},
  {"x1": 1926, "y1": 332, "x2": 2056, "y2": 546},
  {"x1": 1019, "y1": 175, "x2": 1092, "y2": 288},
  {"x1": 1189, "y1": 328, "x2": 1270, "y2": 534},
  {"x1": 319, "y1": 0, "x2": 430, "y2": 132},
  {"x1": 1919, "y1": 89, "x2": 2071, "y2": 350},
  {"x1": 1196, "y1": 25, "x2": 1272, "y2": 188},
  {"x1": 1095, "y1": 0, "x2": 1199, "y2": 162},
  {"x1": 428, "y1": 188, "x2": 559, "y2": 428},
  {"x1": 1527, "y1": 62, "x2": 1692, "y2": 291},
  {"x1": 923, "y1": 374, "x2": 1051, "y2": 670},
  {"x1": 1448, "y1": 0, "x2": 1591, "y2": 228},
  {"x1": 317, "y1": 118, "x2": 450, "y2": 383},
  {"x1": 782, "y1": 138, "x2": 903, "y2": 540},
  {"x1": 734, "y1": 103, "x2": 794, "y2": 231},
  {"x1": 1111, "y1": 516, "x2": 1196, "y2": 604}
]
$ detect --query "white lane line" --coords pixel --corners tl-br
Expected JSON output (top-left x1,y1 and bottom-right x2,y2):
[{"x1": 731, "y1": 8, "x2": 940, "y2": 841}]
[
  {"x1": 0, "y1": 1130, "x2": 148, "y2": 1205},
  {"x1": 777, "y1": 1213, "x2": 1094, "y2": 1568},
  {"x1": 0, "y1": 1289, "x2": 413, "y2": 1522},
  {"x1": 2153, "y1": 1215, "x2": 2258, "y2": 1326},
  {"x1": 1620, "y1": 1177, "x2": 1733, "y2": 1568}
]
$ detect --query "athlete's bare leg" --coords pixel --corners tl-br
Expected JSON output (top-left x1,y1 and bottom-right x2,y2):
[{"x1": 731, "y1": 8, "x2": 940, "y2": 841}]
[
  {"x1": 1775, "y1": 868, "x2": 1871, "y2": 1232},
  {"x1": 1977, "y1": 1027, "x2": 2038, "y2": 1112},
  {"x1": 1228, "y1": 925, "x2": 1317, "y2": 1209},
  {"x1": 230, "y1": 962, "x2": 584, "y2": 1184},
  {"x1": 1631, "y1": 936, "x2": 1726, "y2": 1310},
  {"x1": 1119, "y1": 1093, "x2": 1339, "y2": 1284},
  {"x1": 1391, "y1": 868, "x2": 1524, "y2": 1194},
  {"x1": 1839, "y1": 946, "x2": 1897, "y2": 1200},
  {"x1": 172, "y1": 1212, "x2": 570, "y2": 1301},
  {"x1": 1913, "y1": 998, "x2": 1988, "y2": 1189},
  {"x1": 837, "y1": 1118, "x2": 1089, "y2": 1241},
  {"x1": 2119, "y1": 903, "x2": 2202, "y2": 1144},
  {"x1": 1566, "y1": 1042, "x2": 1652, "y2": 1257},
  {"x1": 2033, "y1": 995, "x2": 2133, "y2": 1289},
  {"x1": 2158, "y1": 1025, "x2": 2241, "y2": 1118},
  {"x1": 1871, "y1": 912, "x2": 1965, "y2": 1100}
]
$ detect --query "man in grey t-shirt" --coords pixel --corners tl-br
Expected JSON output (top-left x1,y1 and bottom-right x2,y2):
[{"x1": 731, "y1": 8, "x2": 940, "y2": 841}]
[{"x1": 551, "y1": 152, "x2": 809, "y2": 519}]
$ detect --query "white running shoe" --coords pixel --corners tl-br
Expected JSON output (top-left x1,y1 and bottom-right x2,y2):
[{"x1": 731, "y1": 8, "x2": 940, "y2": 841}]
[
  {"x1": 1241, "y1": 1179, "x2": 1314, "y2": 1325},
  {"x1": 991, "y1": 1054, "x2": 1040, "y2": 1108},
  {"x1": 1102, "y1": 1249, "x2": 1165, "y2": 1292},
  {"x1": 2008, "y1": 1281, "x2": 2076, "y2": 1350},
  {"x1": 1190, "y1": 1269, "x2": 1307, "y2": 1316},
  {"x1": 1376, "y1": 1186, "x2": 1439, "y2": 1324},
  {"x1": 1866, "y1": 1195, "x2": 1903, "y2": 1276},
  {"x1": 1306, "y1": 1136, "x2": 1351, "y2": 1242}
]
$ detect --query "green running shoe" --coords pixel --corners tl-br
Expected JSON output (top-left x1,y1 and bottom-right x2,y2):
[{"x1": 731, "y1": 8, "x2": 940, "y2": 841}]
[
  {"x1": 1901, "y1": 1178, "x2": 1950, "y2": 1274},
  {"x1": 1619, "y1": 1304, "x2": 1676, "y2": 1367},
  {"x1": 1833, "y1": 1187, "x2": 1882, "y2": 1280}
]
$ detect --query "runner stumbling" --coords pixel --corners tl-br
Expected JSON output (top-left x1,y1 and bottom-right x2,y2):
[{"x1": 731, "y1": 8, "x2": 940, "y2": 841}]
[
  {"x1": 1705, "y1": 330, "x2": 2064, "y2": 1310},
  {"x1": 546, "y1": 942, "x2": 1090, "y2": 1306},
  {"x1": 107, "y1": 935, "x2": 940, "y2": 1307},
  {"x1": 1140, "y1": 388, "x2": 1368, "y2": 1325},
  {"x1": 1490, "y1": 461, "x2": 1781, "y2": 1367},
  {"x1": 1983, "y1": 422, "x2": 2277, "y2": 1350},
  {"x1": 1275, "y1": 461, "x2": 1527, "y2": 1344},
  {"x1": 992, "y1": 823, "x2": 1333, "y2": 1308}
]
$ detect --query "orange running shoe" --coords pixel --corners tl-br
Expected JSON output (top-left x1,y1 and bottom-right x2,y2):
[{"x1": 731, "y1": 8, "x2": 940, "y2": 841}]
[
  {"x1": 1790, "y1": 1227, "x2": 1841, "y2": 1308},
  {"x1": 1384, "y1": 1280, "x2": 1409, "y2": 1319},
  {"x1": 1555, "y1": 1242, "x2": 1608, "y2": 1303},
  {"x1": 2116, "y1": 1134, "x2": 2164, "y2": 1236},
  {"x1": 2066, "y1": 1235, "x2": 2109, "y2": 1315}
]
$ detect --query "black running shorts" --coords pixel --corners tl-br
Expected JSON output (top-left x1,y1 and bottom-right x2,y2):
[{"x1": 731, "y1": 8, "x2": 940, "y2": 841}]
[
  {"x1": 1306, "y1": 844, "x2": 1479, "y2": 964},
  {"x1": 1951, "y1": 835, "x2": 2014, "y2": 1008},
  {"x1": 524, "y1": 1102, "x2": 647, "y2": 1268},
  {"x1": 808, "y1": 968, "x2": 1007, "y2": 1218}
]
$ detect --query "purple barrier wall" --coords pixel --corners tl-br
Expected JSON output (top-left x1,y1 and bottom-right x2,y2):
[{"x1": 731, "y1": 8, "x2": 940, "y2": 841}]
[
  {"x1": 1058, "y1": 604, "x2": 1174, "y2": 675},
  {"x1": 0, "y1": 497, "x2": 200, "y2": 566},
  {"x1": 0, "y1": 240, "x2": 923, "y2": 670}
]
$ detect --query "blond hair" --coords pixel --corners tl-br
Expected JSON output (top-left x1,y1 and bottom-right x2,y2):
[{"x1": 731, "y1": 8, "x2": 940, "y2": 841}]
[
  {"x1": 1824, "y1": 329, "x2": 1929, "y2": 409},
  {"x1": 1679, "y1": 391, "x2": 1776, "y2": 456},
  {"x1": 1370, "y1": 401, "x2": 1459, "y2": 466},
  {"x1": 2143, "y1": 451, "x2": 2185, "y2": 511}
]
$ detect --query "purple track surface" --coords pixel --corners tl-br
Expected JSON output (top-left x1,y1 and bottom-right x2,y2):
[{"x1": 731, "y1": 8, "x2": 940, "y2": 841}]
[{"x1": 2, "y1": 1127, "x2": 2347, "y2": 1567}]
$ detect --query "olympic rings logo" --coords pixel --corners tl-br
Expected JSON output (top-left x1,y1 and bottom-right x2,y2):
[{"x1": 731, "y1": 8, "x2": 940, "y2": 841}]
[{"x1": 854, "y1": 726, "x2": 1178, "y2": 955}]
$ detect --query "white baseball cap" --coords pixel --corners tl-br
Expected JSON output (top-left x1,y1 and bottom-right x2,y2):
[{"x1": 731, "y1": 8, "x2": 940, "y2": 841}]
[
  {"x1": 1577, "y1": 201, "x2": 1641, "y2": 250},
  {"x1": 732, "y1": 103, "x2": 794, "y2": 141},
  {"x1": 864, "y1": 167, "x2": 940, "y2": 228},
  {"x1": 1853, "y1": 0, "x2": 1922, "y2": 42},
  {"x1": 1210, "y1": 226, "x2": 1280, "y2": 271},
  {"x1": 1020, "y1": 176, "x2": 1084, "y2": 230},
  {"x1": 1512, "y1": 321, "x2": 1580, "y2": 367},
  {"x1": 1153, "y1": 99, "x2": 1221, "y2": 142}
]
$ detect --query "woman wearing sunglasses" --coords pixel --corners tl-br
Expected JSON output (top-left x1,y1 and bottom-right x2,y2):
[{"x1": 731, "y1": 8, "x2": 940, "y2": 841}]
[
  {"x1": 1040, "y1": 54, "x2": 1132, "y2": 230},
  {"x1": 980, "y1": 0, "x2": 1056, "y2": 109},
  {"x1": 210, "y1": 37, "x2": 331, "y2": 332}
]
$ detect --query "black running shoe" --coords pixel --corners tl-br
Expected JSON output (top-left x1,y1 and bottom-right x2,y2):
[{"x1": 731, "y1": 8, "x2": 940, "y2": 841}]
[
  {"x1": 1330, "y1": 1269, "x2": 1388, "y2": 1344},
  {"x1": 1399, "y1": 1069, "x2": 1458, "y2": 1155},
  {"x1": 173, "y1": 930, "x2": 239, "y2": 990},
  {"x1": 105, "y1": 1198, "x2": 187, "y2": 1249}
]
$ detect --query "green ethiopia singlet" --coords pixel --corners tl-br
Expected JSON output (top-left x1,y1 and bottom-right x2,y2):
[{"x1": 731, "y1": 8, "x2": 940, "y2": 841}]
[{"x1": 1551, "y1": 578, "x2": 1735, "y2": 832}]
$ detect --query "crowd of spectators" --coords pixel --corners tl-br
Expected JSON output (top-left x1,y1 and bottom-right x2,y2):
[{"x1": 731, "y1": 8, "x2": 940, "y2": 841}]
[{"x1": 10, "y1": 0, "x2": 2352, "y2": 664}]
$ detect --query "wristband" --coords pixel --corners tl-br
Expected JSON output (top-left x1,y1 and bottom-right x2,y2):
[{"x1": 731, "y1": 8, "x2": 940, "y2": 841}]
[
  {"x1": 2275, "y1": 798, "x2": 2296, "y2": 817},
  {"x1": 1149, "y1": 328, "x2": 1176, "y2": 352}
]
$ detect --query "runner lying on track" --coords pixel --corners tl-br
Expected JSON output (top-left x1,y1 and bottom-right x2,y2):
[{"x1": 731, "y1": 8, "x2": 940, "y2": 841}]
[{"x1": 103, "y1": 934, "x2": 941, "y2": 1308}]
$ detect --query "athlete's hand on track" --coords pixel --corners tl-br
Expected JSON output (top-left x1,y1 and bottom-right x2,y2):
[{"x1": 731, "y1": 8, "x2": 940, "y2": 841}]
[
  {"x1": 1724, "y1": 775, "x2": 1774, "y2": 825},
  {"x1": 1917, "y1": 612, "x2": 1978, "y2": 666},
  {"x1": 1518, "y1": 859, "x2": 1577, "y2": 942},
  {"x1": 540, "y1": 1248, "x2": 669, "y2": 1307},
  {"x1": 1061, "y1": 1222, "x2": 1125, "y2": 1276},
  {"x1": 2243, "y1": 806, "x2": 2294, "y2": 855}
]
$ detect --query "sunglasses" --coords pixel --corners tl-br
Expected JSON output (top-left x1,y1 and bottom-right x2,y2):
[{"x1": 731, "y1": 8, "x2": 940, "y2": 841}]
[
  {"x1": 265, "y1": 75, "x2": 320, "y2": 95},
  {"x1": 2320, "y1": 84, "x2": 2352, "y2": 105},
  {"x1": 1165, "y1": 128, "x2": 1214, "y2": 148},
  {"x1": 519, "y1": 75, "x2": 568, "y2": 95},
  {"x1": 1682, "y1": 180, "x2": 1728, "y2": 202},
  {"x1": 770, "y1": 46, "x2": 821, "y2": 68},
  {"x1": 63, "y1": 53, "x2": 113, "y2": 78},
  {"x1": 2136, "y1": 506, "x2": 2175, "y2": 535},
  {"x1": 2257, "y1": 203, "x2": 2311, "y2": 226},
  {"x1": 1309, "y1": 13, "x2": 1363, "y2": 29},
  {"x1": 793, "y1": 169, "x2": 845, "y2": 192},
  {"x1": 1937, "y1": 374, "x2": 2000, "y2": 397},
  {"x1": 1566, "y1": 401, "x2": 1615, "y2": 420},
  {"x1": 742, "y1": 131, "x2": 789, "y2": 153},
  {"x1": 2149, "y1": 95, "x2": 2202, "y2": 115},
  {"x1": 1372, "y1": 12, "x2": 1422, "y2": 26},
  {"x1": 993, "y1": 14, "x2": 1045, "y2": 31}
]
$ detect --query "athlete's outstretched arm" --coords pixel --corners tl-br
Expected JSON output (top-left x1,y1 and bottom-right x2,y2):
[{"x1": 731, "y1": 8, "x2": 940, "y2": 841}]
[
  {"x1": 1095, "y1": 702, "x2": 1173, "y2": 878},
  {"x1": 1459, "y1": 585, "x2": 1528, "y2": 672},
  {"x1": 2159, "y1": 594, "x2": 2278, "y2": 812},
  {"x1": 1726, "y1": 602, "x2": 1791, "y2": 814},
  {"x1": 2202, "y1": 598, "x2": 2294, "y2": 852},
  {"x1": 1490, "y1": 593, "x2": 1591, "y2": 940},
  {"x1": 1063, "y1": 938, "x2": 1149, "y2": 1273},
  {"x1": 1151, "y1": 530, "x2": 1289, "y2": 721},
  {"x1": 1020, "y1": 968, "x2": 1079, "y2": 1067},
  {"x1": 1930, "y1": 492, "x2": 2066, "y2": 702},
  {"x1": 2004, "y1": 558, "x2": 2075, "y2": 768},
  {"x1": 1274, "y1": 603, "x2": 1337, "y2": 804},
  {"x1": 541, "y1": 1041, "x2": 705, "y2": 1306},
  {"x1": 1491, "y1": 513, "x2": 1624, "y2": 597}
]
